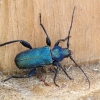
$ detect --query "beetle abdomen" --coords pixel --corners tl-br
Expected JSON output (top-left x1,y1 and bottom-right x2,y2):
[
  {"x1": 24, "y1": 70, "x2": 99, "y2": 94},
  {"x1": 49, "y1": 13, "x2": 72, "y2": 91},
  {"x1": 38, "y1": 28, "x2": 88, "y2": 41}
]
[{"x1": 15, "y1": 46, "x2": 53, "y2": 69}]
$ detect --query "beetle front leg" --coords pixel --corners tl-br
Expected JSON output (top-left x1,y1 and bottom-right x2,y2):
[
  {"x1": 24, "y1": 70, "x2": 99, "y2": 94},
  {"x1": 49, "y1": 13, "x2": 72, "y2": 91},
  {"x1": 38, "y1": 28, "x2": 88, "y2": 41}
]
[
  {"x1": 53, "y1": 61, "x2": 73, "y2": 86},
  {"x1": 0, "y1": 40, "x2": 32, "y2": 49},
  {"x1": 58, "y1": 63, "x2": 73, "y2": 80},
  {"x1": 54, "y1": 36, "x2": 71, "y2": 46}
]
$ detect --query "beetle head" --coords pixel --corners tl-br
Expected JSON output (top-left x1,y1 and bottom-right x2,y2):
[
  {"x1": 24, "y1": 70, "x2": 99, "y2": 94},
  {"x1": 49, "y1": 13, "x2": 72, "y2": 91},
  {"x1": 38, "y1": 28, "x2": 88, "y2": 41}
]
[{"x1": 62, "y1": 48, "x2": 72, "y2": 58}]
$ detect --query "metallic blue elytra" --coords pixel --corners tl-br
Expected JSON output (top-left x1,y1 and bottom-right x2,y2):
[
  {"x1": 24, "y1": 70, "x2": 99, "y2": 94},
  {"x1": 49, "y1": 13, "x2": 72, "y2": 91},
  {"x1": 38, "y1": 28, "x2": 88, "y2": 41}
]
[{"x1": 15, "y1": 46, "x2": 53, "y2": 69}]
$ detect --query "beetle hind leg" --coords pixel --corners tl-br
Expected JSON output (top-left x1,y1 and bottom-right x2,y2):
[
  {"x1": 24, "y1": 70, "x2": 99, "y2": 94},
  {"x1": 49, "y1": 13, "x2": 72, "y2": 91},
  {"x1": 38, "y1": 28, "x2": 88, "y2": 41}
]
[
  {"x1": 2, "y1": 75, "x2": 27, "y2": 82},
  {"x1": 0, "y1": 40, "x2": 32, "y2": 49},
  {"x1": 2, "y1": 68, "x2": 36, "y2": 82}
]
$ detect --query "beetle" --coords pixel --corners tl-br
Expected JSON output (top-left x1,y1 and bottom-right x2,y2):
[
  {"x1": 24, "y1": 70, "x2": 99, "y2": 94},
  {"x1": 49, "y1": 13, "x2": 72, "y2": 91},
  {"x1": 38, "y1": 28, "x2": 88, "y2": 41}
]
[{"x1": 0, "y1": 7, "x2": 90, "y2": 88}]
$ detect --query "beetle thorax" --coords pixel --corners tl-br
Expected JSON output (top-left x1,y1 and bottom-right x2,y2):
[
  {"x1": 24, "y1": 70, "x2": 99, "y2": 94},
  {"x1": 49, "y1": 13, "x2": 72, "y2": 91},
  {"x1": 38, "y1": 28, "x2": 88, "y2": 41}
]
[{"x1": 51, "y1": 46, "x2": 70, "y2": 62}]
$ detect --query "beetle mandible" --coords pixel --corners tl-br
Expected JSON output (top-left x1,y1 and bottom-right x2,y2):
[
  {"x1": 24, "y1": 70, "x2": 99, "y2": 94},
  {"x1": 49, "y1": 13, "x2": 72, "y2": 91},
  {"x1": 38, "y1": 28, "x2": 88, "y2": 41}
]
[{"x1": 0, "y1": 7, "x2": 90, "y2": 88}]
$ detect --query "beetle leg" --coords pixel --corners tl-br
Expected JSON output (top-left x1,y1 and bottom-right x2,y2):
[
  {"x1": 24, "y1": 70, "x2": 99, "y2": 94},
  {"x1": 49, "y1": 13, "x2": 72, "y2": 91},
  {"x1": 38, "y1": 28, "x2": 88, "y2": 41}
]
[
  {"x1": 53, "y1": 61, "x2": 60, "y2": 86},
  {"x1": 54, "y1": 36, "x2": 71, "y2": 46},
  {"x1": 20, "y1": 40, "x2": 32, "y2": 49},
  {"x1": 53, "y1": 66, "x2": 59, "y2": 87},
  {"x1": 58, "y1": 63, "x2": 73, "y2": 80},
  {"x1": 0, "y1": 40, "x2": 32, "y2": 49},
  {"x1": 39, "y1": 13, "x2": 51, "y2": 46},
  {"x1": 2, "y1": 75, "x2": 27, "y2": 82},
  {"x1": 2, "y1": 68, "x2": 36, "y2": 82},
  {"x1": 53, "y1": 61, "x2": 73, "y2": 86},
  {"x1": 27, "y1": 68, "x2": 36, "y2": 77}
]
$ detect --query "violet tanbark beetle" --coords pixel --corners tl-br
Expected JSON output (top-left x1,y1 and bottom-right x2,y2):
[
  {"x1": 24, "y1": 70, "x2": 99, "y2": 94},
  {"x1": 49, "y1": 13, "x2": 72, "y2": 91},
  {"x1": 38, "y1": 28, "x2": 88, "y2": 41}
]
[{"x1": 0, "y1": 7, "x2": 90, "y2": 88}]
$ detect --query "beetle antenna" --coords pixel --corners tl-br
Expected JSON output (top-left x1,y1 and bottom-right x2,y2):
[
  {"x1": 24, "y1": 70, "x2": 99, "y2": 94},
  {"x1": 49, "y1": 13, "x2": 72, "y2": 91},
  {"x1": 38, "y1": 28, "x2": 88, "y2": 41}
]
[
  {"x1": 70, "y1": 56, "x2": 90, "y2": 88},
  {"x1": 67, "y1": 6, "x2": 76, "y2": 49}
]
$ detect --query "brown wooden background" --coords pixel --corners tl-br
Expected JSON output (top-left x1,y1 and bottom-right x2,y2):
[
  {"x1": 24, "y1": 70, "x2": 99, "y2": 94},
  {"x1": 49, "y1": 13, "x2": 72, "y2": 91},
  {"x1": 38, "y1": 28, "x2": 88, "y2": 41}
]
[{"x1": 0, "y1": 0, "x2": 100, "y2": 72}]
